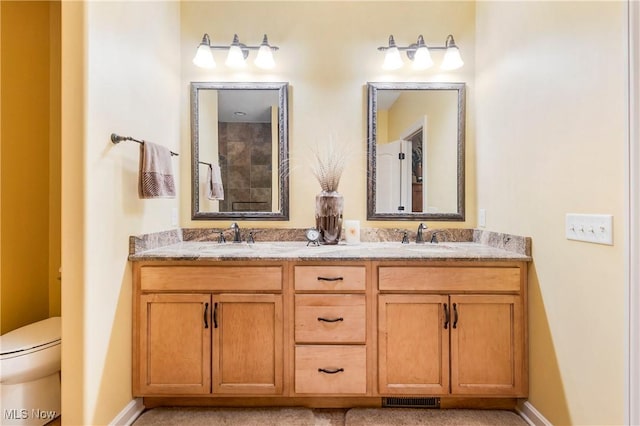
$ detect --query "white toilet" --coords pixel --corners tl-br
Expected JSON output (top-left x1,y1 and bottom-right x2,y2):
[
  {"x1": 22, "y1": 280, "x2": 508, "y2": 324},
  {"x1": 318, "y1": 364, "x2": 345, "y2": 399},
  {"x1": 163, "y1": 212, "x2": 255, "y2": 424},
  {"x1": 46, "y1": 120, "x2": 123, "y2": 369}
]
[{"x1": 0, "y1": 317, "x2": 61, "y2": 426}]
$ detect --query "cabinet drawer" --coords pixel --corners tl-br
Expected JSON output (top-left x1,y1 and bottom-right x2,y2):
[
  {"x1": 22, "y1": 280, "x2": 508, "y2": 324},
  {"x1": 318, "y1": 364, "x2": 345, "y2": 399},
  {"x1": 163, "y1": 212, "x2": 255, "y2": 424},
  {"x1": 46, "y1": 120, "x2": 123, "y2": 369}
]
[
  {"x1": 294, "y1": 266, "x2": 366, "y2": 292},
  {"x1": 295, "y1": 295, "x2": 366, "y2": 343},
  {"x1": 295, "y1": 345, "x2": 366, "y2": 394},
  {"x1": 140, "y1": 266, "x2": 282, "y2": 292},
  {"x1": 378, "y1": 266, "x2": 520, "y2": 292}
]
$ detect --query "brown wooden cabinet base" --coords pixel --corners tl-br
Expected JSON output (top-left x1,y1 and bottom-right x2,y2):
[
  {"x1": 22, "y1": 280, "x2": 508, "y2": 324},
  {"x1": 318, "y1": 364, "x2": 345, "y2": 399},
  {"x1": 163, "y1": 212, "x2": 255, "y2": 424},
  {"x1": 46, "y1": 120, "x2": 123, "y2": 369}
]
[
  {"x1": 142, "y1": 396, "x2": 519, "y2": 410},
  {"x1": 133, "y1": 259, "x2": 527, "y2": 403}
]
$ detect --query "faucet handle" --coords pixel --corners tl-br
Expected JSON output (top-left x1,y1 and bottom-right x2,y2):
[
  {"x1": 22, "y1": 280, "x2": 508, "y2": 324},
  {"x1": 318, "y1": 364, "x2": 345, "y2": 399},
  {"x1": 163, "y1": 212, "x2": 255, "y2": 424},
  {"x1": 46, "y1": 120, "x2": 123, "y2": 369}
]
[
  {"x1": 430, "y1": 231, "x2": 440, "y2": 244},
  {"x1": 217, "y1": 231, "x2": 226, "y2": 244},
  {"x1": 247, "y1": 231, "x2": 256, "y2": 244},
  {"x1": 401, "y1": 231, "x2": 410, "y2": 244}
]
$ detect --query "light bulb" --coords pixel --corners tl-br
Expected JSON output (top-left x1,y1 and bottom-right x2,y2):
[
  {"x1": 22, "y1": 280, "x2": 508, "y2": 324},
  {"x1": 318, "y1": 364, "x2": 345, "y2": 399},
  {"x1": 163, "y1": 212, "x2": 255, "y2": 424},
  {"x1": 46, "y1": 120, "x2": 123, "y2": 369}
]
[
  {"x1": 412, "y1": 46, "x2": 433, "y2": 70},
  {"x1": 383, "y1": 47, "x2": 403, "y2": 70},
  {"x1": 226, "y1": 35, "x2": 246, "y2": 68},
  {"x1": 193, "y1": 35, "x2": 215, "y2": 68},
  {"x1": 441, "y1": 46, "x2": 464, "y2": 70},
  {"x1": 441, "y1": 35, "x2": 464, "y2": 70},
  {"x1": 225, "y1": 46, "x2": 245, "y2": 68},
  {"x1": 254, "y1": 34, "x2": 276, "y2": 69}
]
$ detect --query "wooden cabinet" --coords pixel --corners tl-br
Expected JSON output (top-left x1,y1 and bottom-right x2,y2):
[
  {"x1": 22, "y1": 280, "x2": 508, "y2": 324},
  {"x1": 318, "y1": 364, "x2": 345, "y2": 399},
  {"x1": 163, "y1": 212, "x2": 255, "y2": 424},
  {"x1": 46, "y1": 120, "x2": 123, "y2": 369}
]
[
  {"x1": 213, "y1": 293, "x2": 283, "y2": 394},
  {"x1": 295, "y1": 345, "x2": 367, "y2": 394},
  {"x1": 132, "y1": 258, "x2": 527, "y2": 403},
  {"x1": 293, "y1": 265, "x2": 369, "y2": 396},
  {"x1": 449, "y1": 294, "x2": 524, "y2": 395},
  {"x1": 294, "y1": 294, "x2": 366, "y2": 344},
  {"x1": 378, "y1": 294, "x2": 449, "y2": 395},
  {"x1": 133, "y1": 263, "x2": 284, "y2": 397},
  {"x1": 377, "y1": 264, "x2": 527, "y2": 397},
  {"x1": 136, "y1": 293, "x2": 212, "y2": 395}
]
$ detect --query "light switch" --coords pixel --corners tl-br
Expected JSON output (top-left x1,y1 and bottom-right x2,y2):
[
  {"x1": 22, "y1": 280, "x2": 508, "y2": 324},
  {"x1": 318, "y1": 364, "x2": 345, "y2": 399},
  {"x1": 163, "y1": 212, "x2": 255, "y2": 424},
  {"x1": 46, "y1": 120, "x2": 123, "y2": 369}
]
[
  {"x1": 565, "y1": 213, "x2": 613, "y2": 245},
  {"x1": 479, "y1": 209, "x2": 486, "y2": 228}
]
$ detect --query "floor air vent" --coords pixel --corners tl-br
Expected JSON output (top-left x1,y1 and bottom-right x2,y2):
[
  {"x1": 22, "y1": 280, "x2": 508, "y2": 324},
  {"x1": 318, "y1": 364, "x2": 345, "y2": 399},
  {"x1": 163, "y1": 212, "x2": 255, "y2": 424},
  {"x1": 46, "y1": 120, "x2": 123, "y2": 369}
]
[{"x1": 382, "y1": 397, "x2": 441, "y2": 408}]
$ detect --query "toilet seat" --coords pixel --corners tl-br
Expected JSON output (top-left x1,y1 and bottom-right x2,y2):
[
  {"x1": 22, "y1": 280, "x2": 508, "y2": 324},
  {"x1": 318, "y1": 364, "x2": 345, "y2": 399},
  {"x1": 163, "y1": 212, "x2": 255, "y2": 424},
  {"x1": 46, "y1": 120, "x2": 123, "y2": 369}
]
[
  {"x1": 0, "y1": 317, "x2": 61, "y2": 360},
  {"x1": 0, "y1": 339, "x2": 61, "y2": 360}
]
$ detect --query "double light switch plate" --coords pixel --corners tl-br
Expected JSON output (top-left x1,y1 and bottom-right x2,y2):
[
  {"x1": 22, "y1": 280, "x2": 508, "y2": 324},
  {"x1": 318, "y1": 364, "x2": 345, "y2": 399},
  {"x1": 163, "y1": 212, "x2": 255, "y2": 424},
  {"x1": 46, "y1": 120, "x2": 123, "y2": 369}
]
[{"x1": 565, "y1": 213, "x2": 613, "y2": 245}]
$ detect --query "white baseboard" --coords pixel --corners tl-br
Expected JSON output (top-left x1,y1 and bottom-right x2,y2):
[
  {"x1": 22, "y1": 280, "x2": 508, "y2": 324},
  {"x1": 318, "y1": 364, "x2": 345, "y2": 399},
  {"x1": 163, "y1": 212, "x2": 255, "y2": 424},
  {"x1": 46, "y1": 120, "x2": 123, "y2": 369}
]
[
  {"x1": 517, "y1": 400, "x2": 553, "y2": 426},
  {"x1": 109, "y1": 398, "x2": 144, "y2": 426}
]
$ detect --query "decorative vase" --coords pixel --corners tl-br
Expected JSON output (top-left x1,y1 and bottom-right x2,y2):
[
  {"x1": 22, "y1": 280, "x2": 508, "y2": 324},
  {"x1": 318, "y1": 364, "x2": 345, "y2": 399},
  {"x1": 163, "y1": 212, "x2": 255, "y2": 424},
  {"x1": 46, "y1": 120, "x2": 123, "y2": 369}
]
[{"x1": 315, "y1": 191, "x2": 344, "y2": 245}]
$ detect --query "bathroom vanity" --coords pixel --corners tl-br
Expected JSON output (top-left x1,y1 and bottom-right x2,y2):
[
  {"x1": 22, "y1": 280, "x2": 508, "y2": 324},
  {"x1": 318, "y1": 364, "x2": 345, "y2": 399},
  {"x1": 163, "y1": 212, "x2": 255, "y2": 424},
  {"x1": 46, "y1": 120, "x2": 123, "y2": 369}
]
[{"x1": 129, "y1": 229, "x2": 530, "y2": 409}]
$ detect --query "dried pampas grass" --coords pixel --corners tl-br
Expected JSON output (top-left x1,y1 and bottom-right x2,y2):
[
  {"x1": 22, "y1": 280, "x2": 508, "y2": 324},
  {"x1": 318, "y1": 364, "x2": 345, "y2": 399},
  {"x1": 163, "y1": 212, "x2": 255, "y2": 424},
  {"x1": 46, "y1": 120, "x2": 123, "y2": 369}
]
[{"x1": 310, "y1": 136, "x2": 350, "y2": 192}]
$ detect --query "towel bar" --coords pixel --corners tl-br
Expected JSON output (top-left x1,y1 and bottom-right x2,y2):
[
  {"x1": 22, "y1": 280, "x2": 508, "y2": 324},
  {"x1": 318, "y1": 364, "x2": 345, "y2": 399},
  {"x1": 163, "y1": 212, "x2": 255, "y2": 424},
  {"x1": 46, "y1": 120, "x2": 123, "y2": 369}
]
[{"x1": 111, "y1": 133, "x2": 179, "y2": 156}]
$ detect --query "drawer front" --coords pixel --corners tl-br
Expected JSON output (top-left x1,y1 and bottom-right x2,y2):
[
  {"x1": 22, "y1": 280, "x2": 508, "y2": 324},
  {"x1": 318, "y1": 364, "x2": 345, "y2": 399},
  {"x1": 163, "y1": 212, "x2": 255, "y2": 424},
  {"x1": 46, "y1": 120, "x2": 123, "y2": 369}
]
[
  {"x1": 295, "y1": 345, "x2": 366, "y2": 394},
  {"x1": 378, "y1": 266, "x2": 521, "y2": 292},
  {"x1": 295, "y1": 295, "x2": 366, "y2": 343},
  {"x1": 140, "y1": 266, "x2": 282, "y2": 292},
  {"x1": 294, "y1": 266, "x2": 366, "y2": 292}
]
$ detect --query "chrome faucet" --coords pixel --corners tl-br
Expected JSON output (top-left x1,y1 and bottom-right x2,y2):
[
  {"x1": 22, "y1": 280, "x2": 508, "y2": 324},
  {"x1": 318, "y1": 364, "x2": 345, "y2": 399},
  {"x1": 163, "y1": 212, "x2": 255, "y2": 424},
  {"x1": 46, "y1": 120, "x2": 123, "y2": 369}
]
[
  {"x1": 416, "y1": 223, "x2": 427, "y2": 244},
  {"x1": 230, "y1": 222, "x2": 242, "y2": 243}
]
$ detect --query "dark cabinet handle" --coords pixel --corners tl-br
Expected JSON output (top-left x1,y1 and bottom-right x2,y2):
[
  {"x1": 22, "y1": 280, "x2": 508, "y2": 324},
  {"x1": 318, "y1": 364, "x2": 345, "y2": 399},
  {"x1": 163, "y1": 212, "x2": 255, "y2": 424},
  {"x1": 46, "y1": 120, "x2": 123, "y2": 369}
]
[
  {"x1": 453, "y1": 303, "x2": 458, "y2": 329},
  {"x1": 317, "y1": 276, "x2": 344, "y2": 282},
  {"x1": 318, "y1": 368, "x2": 344, "y2": 374},
  {"x1": 204, "y1": 303, "x2": 209, "y2": 329},
  {"x1": 213, "y1": 302, "x2": 218, "y2": 329},
  {"x1": 443, "y1": 303, "x2": 449, "y2": 329},
  {"x1": 317, "y1": 317, "x2": 344, "y2": 323}
]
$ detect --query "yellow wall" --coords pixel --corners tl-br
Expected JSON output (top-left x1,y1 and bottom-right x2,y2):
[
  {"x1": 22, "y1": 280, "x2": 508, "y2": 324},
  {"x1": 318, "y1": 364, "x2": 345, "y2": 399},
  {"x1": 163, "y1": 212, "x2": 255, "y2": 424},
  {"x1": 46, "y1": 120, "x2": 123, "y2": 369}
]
[
  {"x1": 1, "y1": 0, "x2": 3, "y2": 332},
  {"x1": 475, "y1": 2, "x2": 626, "y2": 424},
  {"x1": 180, "y1": 1, "x2": 476, "y2": 229},
  {"x1": 61, "y1": 1, "x2": 181, "y2": 424},
  {"x1": 0, "y1": 1, "x2": 60, "y2": 334}
]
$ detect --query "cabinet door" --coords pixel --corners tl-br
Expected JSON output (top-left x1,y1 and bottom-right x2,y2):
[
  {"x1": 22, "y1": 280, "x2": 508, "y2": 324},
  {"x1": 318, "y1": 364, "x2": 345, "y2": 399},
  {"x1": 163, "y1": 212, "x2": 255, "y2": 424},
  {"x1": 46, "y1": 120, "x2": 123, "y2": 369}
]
[
  {"x1": 378, "y1": 294, "x2": 449, "y2": 395},
  {"x1": 137, "y1": 293, "x2": 212, "y2": 395},
  {"x1": 450, "y1": 294, "x2": 525, "y2": 396},
  {"x1": 213, "y1": 294, "x2": 283, "y2": 394}
]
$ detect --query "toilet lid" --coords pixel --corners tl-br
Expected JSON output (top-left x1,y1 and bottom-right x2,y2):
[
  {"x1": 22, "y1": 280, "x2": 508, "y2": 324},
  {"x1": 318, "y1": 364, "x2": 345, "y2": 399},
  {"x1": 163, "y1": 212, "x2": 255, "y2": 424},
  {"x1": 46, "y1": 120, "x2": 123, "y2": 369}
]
[{"x1": 0, "y1": 316, "x2": 61, "y2": 355}]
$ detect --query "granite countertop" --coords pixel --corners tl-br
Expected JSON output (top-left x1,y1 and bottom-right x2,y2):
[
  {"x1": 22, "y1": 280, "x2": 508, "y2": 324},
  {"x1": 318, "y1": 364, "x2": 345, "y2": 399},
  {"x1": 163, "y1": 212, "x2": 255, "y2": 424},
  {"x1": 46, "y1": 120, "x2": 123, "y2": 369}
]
[{"x1": 129, "y1": 228, "x2": 532, "y2": 262}]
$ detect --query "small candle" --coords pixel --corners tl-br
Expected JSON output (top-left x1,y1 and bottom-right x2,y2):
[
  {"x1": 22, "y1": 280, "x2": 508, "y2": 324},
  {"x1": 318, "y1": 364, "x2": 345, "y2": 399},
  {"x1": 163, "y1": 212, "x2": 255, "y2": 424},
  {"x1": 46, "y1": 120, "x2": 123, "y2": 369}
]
[{"x1": 344, "y1": 220, "x2": 360, "y2": 244}]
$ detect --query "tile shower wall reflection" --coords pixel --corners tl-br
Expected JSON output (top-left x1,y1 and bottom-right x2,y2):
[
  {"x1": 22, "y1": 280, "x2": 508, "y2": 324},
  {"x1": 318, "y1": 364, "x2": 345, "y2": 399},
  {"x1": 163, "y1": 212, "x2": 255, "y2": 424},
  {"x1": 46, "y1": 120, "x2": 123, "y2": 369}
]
[{"x1": 218, "y1": 122, "x2": 273, "y2": 212}]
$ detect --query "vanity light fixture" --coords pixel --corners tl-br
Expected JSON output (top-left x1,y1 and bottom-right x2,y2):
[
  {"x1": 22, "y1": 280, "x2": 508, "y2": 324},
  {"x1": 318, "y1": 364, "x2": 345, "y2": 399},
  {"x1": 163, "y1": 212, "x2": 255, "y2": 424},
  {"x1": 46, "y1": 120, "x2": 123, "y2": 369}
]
[
  {"x1": 378, "y1": 34, "x2": 463, "y2": 71},
  {"x1": 382, "y1": 35, "x2": 403, "y2": 70},
  {"x1": 193, "y1": 33, "x2": 279, "y2": 70}
]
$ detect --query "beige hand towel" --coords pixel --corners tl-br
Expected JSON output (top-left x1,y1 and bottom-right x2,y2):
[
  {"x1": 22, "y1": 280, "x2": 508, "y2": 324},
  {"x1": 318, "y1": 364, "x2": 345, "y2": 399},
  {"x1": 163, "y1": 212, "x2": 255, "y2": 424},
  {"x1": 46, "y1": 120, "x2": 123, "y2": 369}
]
[
  {"x1": 207, "y1": 164, "x2": 224, "y2": 200},
  {"x1": 139, "y1": 141, "x2": 176, "y2": 199}
]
